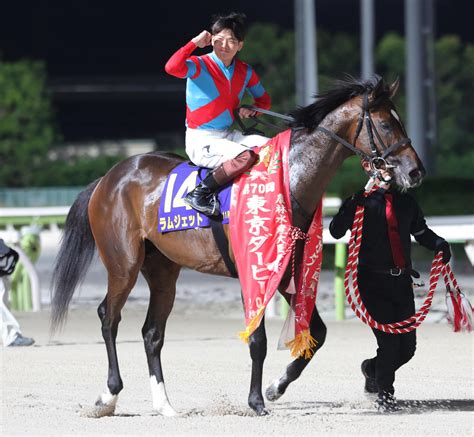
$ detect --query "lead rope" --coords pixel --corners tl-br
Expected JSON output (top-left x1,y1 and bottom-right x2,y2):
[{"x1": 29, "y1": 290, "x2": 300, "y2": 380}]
[{"x1": 344, "y1": 187, "x2": 458, "y2": 334}]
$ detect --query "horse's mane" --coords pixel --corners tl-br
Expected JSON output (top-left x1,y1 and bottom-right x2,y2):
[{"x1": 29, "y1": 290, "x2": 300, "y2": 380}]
[{"x1": 290, "y1": 75, "x2": 391, "y2": 131}]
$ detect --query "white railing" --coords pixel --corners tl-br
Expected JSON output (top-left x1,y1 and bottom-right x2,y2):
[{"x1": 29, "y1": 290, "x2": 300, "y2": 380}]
[
  {"x1": 0, "y1": 204, "x2": 472, "y2": 315},
  {"x1": 0, "y1": 206, "x2": 70, "y2": 217},
  {"x1": 322, "y1": 215, "x2": 474, "y2": 261}
]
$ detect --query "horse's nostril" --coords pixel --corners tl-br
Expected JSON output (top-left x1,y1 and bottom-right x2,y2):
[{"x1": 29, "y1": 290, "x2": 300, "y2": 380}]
[{"x1": 409, "y1": 169, "x2": 422, "y2": 181}]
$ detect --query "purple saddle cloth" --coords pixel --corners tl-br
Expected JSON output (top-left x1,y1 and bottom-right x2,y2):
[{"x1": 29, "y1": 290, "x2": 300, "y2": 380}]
[{"x1": 158, "y1": 162, "x2": 231, "y2": 233}]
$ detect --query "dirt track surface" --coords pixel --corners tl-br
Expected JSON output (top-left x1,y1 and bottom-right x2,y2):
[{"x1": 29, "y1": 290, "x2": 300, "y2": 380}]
[{"x1": 2, "y1": 306, "x2": 473, "y2": 436}]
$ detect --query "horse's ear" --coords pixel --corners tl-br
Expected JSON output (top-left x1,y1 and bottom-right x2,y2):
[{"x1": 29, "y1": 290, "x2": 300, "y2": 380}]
[
  {"x1": 371, "y1": 77, "x2": 385, "y2": 100},
  {"x1": 389, "y1": 77, "x2": 400, "y2": 98}
]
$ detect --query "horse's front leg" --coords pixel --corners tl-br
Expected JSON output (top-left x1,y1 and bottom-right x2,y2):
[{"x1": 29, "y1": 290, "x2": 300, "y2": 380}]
[
  {"x1": 266, "y1": 306, "x2": 327, "y2": 402},
  {"x1": 248, "y1": 317, "x2": 268, "y2": 415}
]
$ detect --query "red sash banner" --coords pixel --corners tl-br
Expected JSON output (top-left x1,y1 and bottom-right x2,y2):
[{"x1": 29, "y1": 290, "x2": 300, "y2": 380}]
[{"x1": 230, "y1": 130, "x2": 323, "y2": 358}]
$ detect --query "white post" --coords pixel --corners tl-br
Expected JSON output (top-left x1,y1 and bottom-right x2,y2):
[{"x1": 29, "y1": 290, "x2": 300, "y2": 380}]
[{"x1": 14, "y1": 245, "x2": 41, "y2": 312}]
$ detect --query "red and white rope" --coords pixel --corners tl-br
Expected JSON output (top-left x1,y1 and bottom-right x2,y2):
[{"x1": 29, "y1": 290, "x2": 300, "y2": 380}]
[
  {"x1": 279, "y1": 226, "x2": 310, "y2": 279},
  {"x1": 344, "y1": 189, "x2": 455, "y2": 334}
]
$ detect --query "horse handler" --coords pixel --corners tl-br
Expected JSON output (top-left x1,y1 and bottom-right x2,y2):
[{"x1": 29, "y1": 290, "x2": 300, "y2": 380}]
[{"x1": 329, "y1": 161, "x2": 451, "y2": 412}]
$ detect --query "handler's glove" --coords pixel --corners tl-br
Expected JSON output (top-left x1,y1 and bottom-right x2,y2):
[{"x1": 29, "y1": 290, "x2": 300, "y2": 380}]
[
  {"x1": 436, "y1": 241, "x2": 451, "y2": 264},
  {"x1": 349, "y1": 192, "x2": 368, "y2": 208}
]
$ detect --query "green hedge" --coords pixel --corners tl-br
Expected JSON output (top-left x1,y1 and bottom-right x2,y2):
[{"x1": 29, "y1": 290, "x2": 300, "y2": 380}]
[
  {"x1": 411, "y1": 177, "x2": 474, "y2": 216},
  {"x1": 326, "y1": 157, "x2": 473, "y2": 216},
  {"x1": 32, "y1": 155, "x2": 125, "y2": 186}
]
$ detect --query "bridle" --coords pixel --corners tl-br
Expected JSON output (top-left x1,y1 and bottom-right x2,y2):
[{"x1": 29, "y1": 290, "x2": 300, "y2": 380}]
[
  {"x1": 239, "y1": 93, "x2": 411, "y2": 181},
  {"x1": 316, "y1": 92, "x2": 412, "y2": 182},
  {"x1": 237, "y1": 93, "x2": 412, "y2": 221}
]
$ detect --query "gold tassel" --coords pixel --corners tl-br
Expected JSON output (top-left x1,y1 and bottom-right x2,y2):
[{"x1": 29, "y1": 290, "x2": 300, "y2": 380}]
[
  {"x1": 285, "y1": 329, "x2": 318, "y2": 359},
  {"x1": 238, "y1": 307, "x2": 265, "y2": 343}
]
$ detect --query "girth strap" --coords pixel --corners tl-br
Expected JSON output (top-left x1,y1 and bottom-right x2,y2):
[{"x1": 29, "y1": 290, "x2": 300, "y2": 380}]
[{"x1": 209, "y1": 217, "x2": 238, "y2": 278}]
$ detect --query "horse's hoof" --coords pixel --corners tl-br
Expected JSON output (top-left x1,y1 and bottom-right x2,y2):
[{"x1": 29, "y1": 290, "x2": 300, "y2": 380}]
[
  {"x1": 80, "y1": 392, "x2": 118, "y2": 418},
  {"x1": 249, "y1": 398, "x2": 269, "y2": 416},
  {"x1": 265, "y1": 380, "x2": 283, "y2": 402},
  {"x1": 79, "y1": 402, "x2": 116, "y2": 418},
  {"x1": 154, "y1": 403, "x2": 178, "y2": 417},
  {"x1": 254, "y1": 407, "x2": 270, "y2": 416}
]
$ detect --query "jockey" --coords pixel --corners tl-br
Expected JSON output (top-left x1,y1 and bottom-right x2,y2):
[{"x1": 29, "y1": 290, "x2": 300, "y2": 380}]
[
  {"x1": 165, "y1": 12, "x2": 271, "y2": 216},
  {"x1": 329, "y1": 161, "x2": 451, "y2": 412}
]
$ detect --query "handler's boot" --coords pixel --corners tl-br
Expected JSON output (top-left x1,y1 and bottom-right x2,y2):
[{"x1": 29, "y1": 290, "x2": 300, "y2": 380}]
[
  {"x1": 8, "y1": 334, "x2": 35, "y2": 347},
  {"x1": 184, "y1": 150, "x2": 258, "y2": 217},
  {"x1": 361, "y1": 359, "x2": 378, "y2": 394},
  {"x1": 375, "y1": 391, "x2": 397, "y2": 413}
]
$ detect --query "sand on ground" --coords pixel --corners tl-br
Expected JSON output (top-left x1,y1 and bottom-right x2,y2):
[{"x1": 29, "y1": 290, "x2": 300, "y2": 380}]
[{"x1": 1, "y1": 304, "x2": 473, "y2": 436}]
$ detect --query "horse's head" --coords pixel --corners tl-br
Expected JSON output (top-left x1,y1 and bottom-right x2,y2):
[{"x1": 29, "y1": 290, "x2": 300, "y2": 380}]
[{"x1": 348, "y1": 77, "x2": 425, "y2": 189}]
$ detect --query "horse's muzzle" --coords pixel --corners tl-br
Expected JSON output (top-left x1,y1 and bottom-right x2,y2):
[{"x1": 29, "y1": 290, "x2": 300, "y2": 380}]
[
  {"x1": 408, "y1": 168, "x2": 424, "y2": 186},
  {"x1": 392, "y1": 156, "x2": 425, "y2": 189}
]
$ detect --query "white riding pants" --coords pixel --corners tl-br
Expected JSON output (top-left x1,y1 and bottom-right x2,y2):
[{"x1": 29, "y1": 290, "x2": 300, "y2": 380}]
[
  {"x1": 185, "y1": 128, "x2": 269, "y2": 168},
  {"x1": 1, "y1": 278, "x2": 22, "y2": 346}
]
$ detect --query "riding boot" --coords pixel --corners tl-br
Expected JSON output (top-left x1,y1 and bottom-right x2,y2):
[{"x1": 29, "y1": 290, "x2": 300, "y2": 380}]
[
  {"x1": 213, "y1": 149, "x2": 258, "y2": 186},
  {"x1": 184, "y1": 150, "x2": 258, "y2": 217},
  {"x1": 183, "y1": 172, "x2": 221, "y2": 217}
]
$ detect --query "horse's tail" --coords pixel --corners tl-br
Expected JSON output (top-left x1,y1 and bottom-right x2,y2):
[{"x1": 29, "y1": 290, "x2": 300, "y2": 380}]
[{"x1": 50, "y1": 179, "x2": 101, "y2": 333}]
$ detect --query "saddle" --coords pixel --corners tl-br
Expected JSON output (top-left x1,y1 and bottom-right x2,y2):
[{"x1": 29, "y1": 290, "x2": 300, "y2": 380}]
[
  {"x1": 158, "y1": 162, "x2": 231, "y2": 233},
  {"x1": 158, "y1": 162, "x2": 237, "y2": 277}
]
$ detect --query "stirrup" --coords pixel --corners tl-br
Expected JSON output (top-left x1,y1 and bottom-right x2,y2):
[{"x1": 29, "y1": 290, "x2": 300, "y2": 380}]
[
  {"x1": 208, "y1": 194, "x2": 220, "y2": 216},
  {"x1": 183, "y1": 192, "x2": 221, "y2": 217}
]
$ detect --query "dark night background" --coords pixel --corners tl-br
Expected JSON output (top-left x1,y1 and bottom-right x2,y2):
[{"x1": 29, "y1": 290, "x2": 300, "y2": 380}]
[{"x1": 1, "y1": 0, "x2": 472, "y2": 143}]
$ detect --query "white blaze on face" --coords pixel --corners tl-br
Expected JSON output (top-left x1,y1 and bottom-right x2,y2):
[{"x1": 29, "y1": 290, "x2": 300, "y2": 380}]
[
  {"x1": 150, "y1": 376, "x2": 177, "y2": 416},
  {"x1": 99, "y1": 387, "x2": 118, "y2": 406},
  {"x1": 390, "y1": 109, "x2": 401, "y2": 124}
]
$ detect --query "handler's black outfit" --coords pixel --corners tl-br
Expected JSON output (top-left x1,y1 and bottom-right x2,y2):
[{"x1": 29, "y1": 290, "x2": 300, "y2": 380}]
[{"x1": 329, "y1": 188, "x2": 449, "y2": 399}]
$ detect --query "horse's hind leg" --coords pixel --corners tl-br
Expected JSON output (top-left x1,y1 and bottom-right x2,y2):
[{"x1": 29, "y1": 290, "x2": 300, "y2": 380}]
[
  {"x1": 84, "y1": 240, "x2": 144, "y2": 418},
  {"x1": 265, "y1": 306, "x2": 327, "y2": 402},
  {"x1": 248, "y1": 317, "x2": 268, "y2": 415},
  {"x1": 140, "y1": 245, "x2": 181, "y2": 416}
]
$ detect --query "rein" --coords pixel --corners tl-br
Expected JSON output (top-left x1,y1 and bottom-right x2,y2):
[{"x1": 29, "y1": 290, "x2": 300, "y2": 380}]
[
  {"x1": 240, "y1": 93, "x2": 412, "y2": 164},
  {"x1": 344, "y1": 188, "x2": 462, "y2": 334},
  {"x1": 234, "y1": 105, "x2": 295, "y2": 136},
  {"x1": 239, "y1": 92, "x2": 411, "y2": 187},
  {"x1": 237, "y1": 91, "x2": 412, "y2": 220},
  {"x1": 316, "y1": 93, "x2": 411, "y2": 179}
]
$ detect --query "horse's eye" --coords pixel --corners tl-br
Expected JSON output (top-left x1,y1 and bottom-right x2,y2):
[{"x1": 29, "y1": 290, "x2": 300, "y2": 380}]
[{"x1": 379, "y1": 121, "x2": 392, "y2": 131}]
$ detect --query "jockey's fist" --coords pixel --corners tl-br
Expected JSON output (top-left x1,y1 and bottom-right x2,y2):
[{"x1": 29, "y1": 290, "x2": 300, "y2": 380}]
[
  {"x1": 192, "y1": 30, "x2": 212, "y2": 48},
  {"x1": 239, "y1": 107, "x2": 257, "y2": 118}
]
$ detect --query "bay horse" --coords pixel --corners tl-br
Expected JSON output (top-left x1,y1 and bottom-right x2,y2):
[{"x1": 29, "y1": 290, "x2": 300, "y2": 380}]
[{"x1": 51, "y1": 76, "x2": 424, "y2": 417}]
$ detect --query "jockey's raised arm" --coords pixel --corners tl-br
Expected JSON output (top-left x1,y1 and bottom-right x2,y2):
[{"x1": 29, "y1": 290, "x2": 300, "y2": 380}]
[{"x1": 164, "y1": 12, "x2": 271, "y2": 217}]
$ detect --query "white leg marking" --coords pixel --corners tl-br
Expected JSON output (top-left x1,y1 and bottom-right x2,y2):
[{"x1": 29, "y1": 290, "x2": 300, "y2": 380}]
[
  {"x1": 99, "y1": 387, "x2": 118, "y2": 407},
  {"x1": 80, "y1": 387, "x2": 118, "y2": 417},
  {"x1": 150, "y1": 376, "x2": 177, "y2": 416},
  {"x1": 266, "y1": 378, "x2": 283, "y2": 402},
  {"x1": 390, "y1": 109, "x2": 401, "y2": 123}
]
